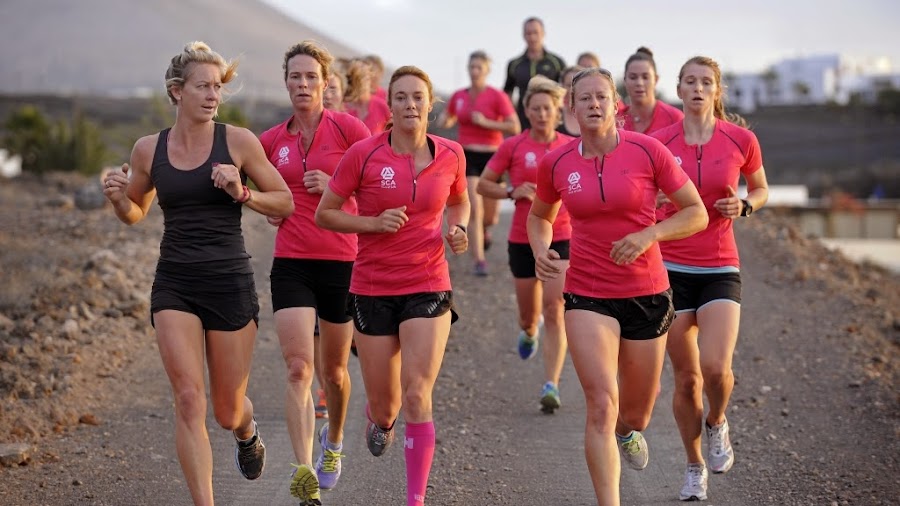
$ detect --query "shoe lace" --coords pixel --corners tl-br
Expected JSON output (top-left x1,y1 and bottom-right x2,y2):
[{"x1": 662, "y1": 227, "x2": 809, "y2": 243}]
[
  {"x1": 321, "y1": 448, "x2": 344, "y2": 473},
  {"x1": 708, "y1": 425, "x2": 727, "y2": 455},
  {"x1": 621, "y1": 438, "x2": 641, "y2": 456},
  {"x1": 371, "y1": 427, "x2": 389, "y2": 446},
  {"x1": 686, "y1": 466, "x2": 705, "y2": 488}
]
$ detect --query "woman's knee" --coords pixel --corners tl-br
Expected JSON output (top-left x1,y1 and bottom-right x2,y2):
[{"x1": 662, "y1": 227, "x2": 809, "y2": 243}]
[
  {"x1": 541, "y1": 299, "x2": 564, "y2": 327},
  {"x1": 284, "y1": 355, "x2": 314, "y2": 385},
  {"x1": 701, "y1": 362, "x2": 732, "y2": 387},
  {"x1": 402, "y1": 386, "x2": 433, "y2": 419},
  {"x1": 674, "y1": 369, "x2": 703, "y2": 397},
  {"x1": 584, "y1": 391, "x2": 618, "y2": 434},
  {"x1": 322, "y1": 362, "x2": 347, "y2": 388},
  {"x1": 172, "y1": 385, "x2": 207, "y2": 423}
]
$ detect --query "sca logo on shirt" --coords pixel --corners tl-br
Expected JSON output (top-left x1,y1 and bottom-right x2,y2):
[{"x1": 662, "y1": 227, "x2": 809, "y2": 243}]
[
  {"x1": 278, "y1": 146, "x2": 290, "y2": 167},
  {"x1": 567, "y1": 171, "x2": 583, "y2": 194},
  {"x1": 380, "y1": 166, "x2": 397, "y2": 189},
  {"x1": 674, "y1": 156, "x2": 683, "y2": 166},
  {"x1": 524, "y1": 152, "x2": 538, "y2": 168}
]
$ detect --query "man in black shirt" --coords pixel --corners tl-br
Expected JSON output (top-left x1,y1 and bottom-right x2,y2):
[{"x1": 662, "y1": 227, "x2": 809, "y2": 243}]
[{"x1": 504, "y1": 17, "x2": 566, "y2": 129}]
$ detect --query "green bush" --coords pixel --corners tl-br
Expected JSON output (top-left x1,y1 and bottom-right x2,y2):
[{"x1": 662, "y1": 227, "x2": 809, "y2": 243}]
[{"x1": 3, "y1": 105, "x2": 109, "y2": 175}]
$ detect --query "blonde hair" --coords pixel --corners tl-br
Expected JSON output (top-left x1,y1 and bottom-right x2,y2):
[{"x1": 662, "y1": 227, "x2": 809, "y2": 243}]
[
  {"x1": 344, "y1": 59, "x2": 371, "y2": 103},
  {"x1": 524, "y1": 75, "x2": 565, "y2": 109},
  {"x1": 678, "y1": 56, "x2": 748, "y2": 128},
  {"x1": 165, "y1": 41, "x2": 238, "y2": 105},
  {"x1": 282, "y1": 40, "x2": 334, "y2": 82}
]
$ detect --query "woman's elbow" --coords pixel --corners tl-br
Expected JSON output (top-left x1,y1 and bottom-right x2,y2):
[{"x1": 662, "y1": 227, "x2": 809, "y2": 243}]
[
  {"x1": 691, "y1": 205, "x2": 709, "y2": 232},
  {"x1": 274, "y1": 193, "x2": 294, "y2": 218}
]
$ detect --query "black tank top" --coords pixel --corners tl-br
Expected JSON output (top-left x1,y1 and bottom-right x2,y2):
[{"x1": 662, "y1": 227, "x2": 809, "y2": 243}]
[{"x1": 150, "y1": 122, "x2": 251, "y2": 273}]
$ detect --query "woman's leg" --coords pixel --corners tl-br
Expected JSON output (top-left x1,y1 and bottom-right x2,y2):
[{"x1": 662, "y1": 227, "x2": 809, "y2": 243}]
[
  {"x1": 153, "y1": 310, "x2": 212, "y2": 506},
  {"x1": 666, "y1": 312, "x2": 704, "y2": 464},
  {"x1": 697, "y1": 302, "x2": 741, "y2": 427},
  {"x1": 398, "y1": 313, "x2": 452, "y2": 506},
  {"x1": 466, "y1": 176, "x2": 486, "y2": 269},
  {"x1": 319, "y1": 318, "x2": 354, "y2": 445},
  {"x1": 565, "y1": 310, "x2": 622, "y2": 506},
  {"x1": 540, "y1": 260, "x2": 569, "y2": 387},
  {"x1": 273, "y1": 307, "x2": 317, "y2": 466}
]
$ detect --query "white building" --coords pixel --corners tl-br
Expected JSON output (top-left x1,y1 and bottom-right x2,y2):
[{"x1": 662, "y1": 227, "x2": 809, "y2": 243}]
[{"x1": 725, "y1": 54, "x2": 900, "y2": 112}]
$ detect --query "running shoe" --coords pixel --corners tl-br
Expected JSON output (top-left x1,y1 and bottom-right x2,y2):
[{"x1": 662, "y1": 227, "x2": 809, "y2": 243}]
[
  {"x1": 365, "y1": 419, "x2": 395, "y2": 457},
  {"x1": 233, "y1": 419, "x2": 266, "y2": 480},
  {"x1": 517, "y1": 330, "x2": 539, "y2": 360},
  {"x1": 315, "y1": 389, "x2": 328, "y2": 419},
  {"x1": 484, "y1": 230, "x2": 493, "y2": 251},
  {"x1": 539, "y1": 381, "x2": 561, "y2": 414},
  {"x1": 290, "y1": 463, "x2": 322, "y2": 506},
  {"x1": 474, "y1": 260, "x2": 488, "y2": 277},
  {"x1": 679, "y1": 463, "x2": 708, "y2": 501},
  {"x1": 618, "y1": 431, "x2": 649, "y2": 470},
  {"x1": 315, "y1": 424, "x2": 344, "y2": 490},
  {"x1": 706, "y1": 418, "x2": 734, "y2": 473}
]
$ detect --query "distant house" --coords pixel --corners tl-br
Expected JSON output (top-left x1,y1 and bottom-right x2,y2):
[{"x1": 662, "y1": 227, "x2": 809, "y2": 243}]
[{"x1": 726, "y1": 54, "x2": 900, "y2": 112}]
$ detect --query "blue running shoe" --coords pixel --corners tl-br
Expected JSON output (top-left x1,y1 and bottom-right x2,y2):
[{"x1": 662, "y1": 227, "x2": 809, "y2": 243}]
[
  {"x1": 540, "y1": 382, "x2": 561, "y2": 414},
  {"x1": 315, "y1": 424, "x2": 344, "y2": 490},
  {"x1": 517, "y1": 330, "x2": 539, "y2": 360}
]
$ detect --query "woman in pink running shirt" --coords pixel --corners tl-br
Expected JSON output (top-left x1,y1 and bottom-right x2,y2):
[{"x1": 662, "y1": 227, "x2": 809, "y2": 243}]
[
  {"x1": 619, "y1": 47, "x2": 684, "y2": 135},
  {"x1": 316, "y1": 66, "x2": 470, "y2": 506},
  {"x1": 528, "y1": 67, "x2": 707, "y2": 506},
  {"x1": 344, "y1": 59, "x2": 392, "y2": 134},
  {"x1": 477, "y1": 75, "x2": 573, "y2": 413},
  {"x1": 259, "y1": 40, "x2": 371, "y2": 504},
  {"x1": 439, "y1": 50, "x2": 520, "y2": 276},
  {"x1": 651, "y1": 56, "x2": 769, "y2": 502}
]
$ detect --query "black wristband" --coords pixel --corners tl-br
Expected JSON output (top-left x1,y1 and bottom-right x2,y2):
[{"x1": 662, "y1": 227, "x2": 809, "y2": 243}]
[{"x1": 456, "y1": 224, "x2": 467, "y2": 234}]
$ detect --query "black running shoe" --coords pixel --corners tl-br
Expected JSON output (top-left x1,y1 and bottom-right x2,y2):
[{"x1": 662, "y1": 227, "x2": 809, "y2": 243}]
[{"x1": 234, "y1": 419, "x2": 266, "y2": 480}]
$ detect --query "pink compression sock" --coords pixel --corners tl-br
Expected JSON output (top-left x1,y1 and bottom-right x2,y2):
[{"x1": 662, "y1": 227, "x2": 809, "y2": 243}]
[{"x1": 404, "y1": 421, "x2": 436, "y2": 506}]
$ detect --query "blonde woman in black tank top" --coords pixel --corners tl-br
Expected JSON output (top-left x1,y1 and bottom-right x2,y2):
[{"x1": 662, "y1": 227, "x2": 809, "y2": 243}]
[{"x1": 102, "y1": 42, "x2": 292, "y2": 505}]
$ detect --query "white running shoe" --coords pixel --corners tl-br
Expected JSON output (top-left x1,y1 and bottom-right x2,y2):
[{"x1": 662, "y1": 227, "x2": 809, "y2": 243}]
[
  {"x1": 618, "y1": 431, "x2": 649, "y2": 470},
  {"x1": 706, "y1": 418, "x2": 734, "y2": 473},
  {"x1": 679, "y1": 463, "x2": 708, "y2": 501}
]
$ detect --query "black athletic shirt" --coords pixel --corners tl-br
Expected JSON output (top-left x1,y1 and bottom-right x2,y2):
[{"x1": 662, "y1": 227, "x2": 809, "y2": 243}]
[
  {"x1": 150, "y1": 122, "x2": 251, "y2": 273},
  {"x1": 503, "y1": 49, "x2": 566, "y2": 129}
]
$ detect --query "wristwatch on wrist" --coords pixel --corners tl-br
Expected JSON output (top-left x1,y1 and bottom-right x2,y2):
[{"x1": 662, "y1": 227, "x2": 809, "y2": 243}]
[
  {"x1": 740, "y1": 199, "x2": 753, "y2": 217},
  {"x1": 506, "y1": 186, "x2": 515, "y2": 200}
]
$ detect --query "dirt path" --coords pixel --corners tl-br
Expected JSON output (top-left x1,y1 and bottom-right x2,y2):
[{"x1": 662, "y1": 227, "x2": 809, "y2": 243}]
[{"x1": 1, "y1": 180, "x2": 897, "y2": 505}]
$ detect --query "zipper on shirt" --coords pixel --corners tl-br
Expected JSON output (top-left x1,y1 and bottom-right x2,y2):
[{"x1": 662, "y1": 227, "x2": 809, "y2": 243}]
[
  {"x1": 596, "y1": 156, "x2": 607, "y2": 202},
  {"x1": 407, "y1": 159, "x2": 418, "y2": 202},
  {"x1": 696, "y1": 145, "x2": 703, "y2": 189},
  {"x1": 297, "y1": 130, "x2": 317, "y2": 173}
]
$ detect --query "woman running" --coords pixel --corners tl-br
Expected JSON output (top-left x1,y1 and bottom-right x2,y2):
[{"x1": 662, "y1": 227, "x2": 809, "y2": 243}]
[
  {"x1": 477, "y1": 75, "x2": 573, "y2": 413},
  {"x1": 316, "y1": 65, "x2": 469, "y2": 506},
  {"x1": 344, "y1": 59, "x2": 392, "y2": 135},
  {"x1": 259, "y1": 40, "x2": 371, "y2": 505},
  {"x1": 527, "y1": 67, "x2": 707, "y2": 506},
  {"x1": 439, "y1": 50, "x2": 520, "y2": 276},
  {"x1": 103, "y1": 41, "x2": 293, "y2": 505},
  {"x1": 651, "y1": 56, "x2": 769, "y2": 502}
]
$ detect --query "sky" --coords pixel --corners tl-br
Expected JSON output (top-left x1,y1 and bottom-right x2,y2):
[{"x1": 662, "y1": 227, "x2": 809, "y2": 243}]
[{"x1": 261, "y1": 0, "x2": 900, "y2": 100}]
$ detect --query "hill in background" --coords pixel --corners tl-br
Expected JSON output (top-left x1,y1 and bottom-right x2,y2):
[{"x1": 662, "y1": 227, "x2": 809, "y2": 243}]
[{"x1": 0, "y1": 0, "x2": 363, "y2": 102}]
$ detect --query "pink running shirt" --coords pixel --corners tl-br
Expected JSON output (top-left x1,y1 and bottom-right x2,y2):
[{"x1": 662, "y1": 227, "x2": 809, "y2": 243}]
[
  {"x1": 652, "y1": 119, "x2": 763, "y2": 268},
  {"x1": 486, "y1": 130, "x2": 575, "y2": 244},
  {"x1": 619, "y1": 100, "x2": 684, "y2": 134},
  {"x1": 446, "y1": 86, "x2": 516, "y2": 147},
  {"x1": 346, "y1": 96, "x2": 391, "y2": 135},
  {"x1": 260, "y1": 109, "x2": 370, "y2": 261},
  {"x1": 328, "y1": 132, "x2": 467, "y2": 296},
  {"x1": 535, "y1": 130, "x2": 690, "y2": 298}
]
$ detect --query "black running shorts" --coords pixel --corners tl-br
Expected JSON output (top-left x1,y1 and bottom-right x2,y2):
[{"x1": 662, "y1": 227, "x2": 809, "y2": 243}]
[
  {"x1": 348, "y1": 291, "x2": 458, "y2": 336},
  {"x1": 151, "y1": 263, "x2": 259, "y2": 331},
  {"x1": 667, "y1": 270, "x2": 742, "y2": 312},
  {"x1": 270, "y1": 258, "x2": 353, "y2": 324},
  {"x1": 563, "y1": 289, "x2": 674, "y2": 340},
  {"x1": 463, "y1": 149, "x2": 495, "y2": 178}
]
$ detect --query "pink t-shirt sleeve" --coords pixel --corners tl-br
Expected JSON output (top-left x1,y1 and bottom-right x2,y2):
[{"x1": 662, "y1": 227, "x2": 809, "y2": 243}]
[
  {"x1": 741, "y1": 131, "x2": 763, "y2": 176},
  {"x1": 651, "y1": 139, "x2": 690, "y2": 195},
  {"x1": 449, "y1": 145, "x2": 467, "y2": 196},
  {"x1": 447, "y1": 90, "x2": 462, "y2": 117},
  {"x1": 485, "y1": 140, "x2": 512, "y2": 176},
  {"x1": 535, "y1": 152, "x2": 561, "y2": 204},
  {"x1": 258, "y1": 127, "x2": 276, "y2": 158},
  {"x1": 328, "y1": 145, "x2": 363, "y2": 200}
]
